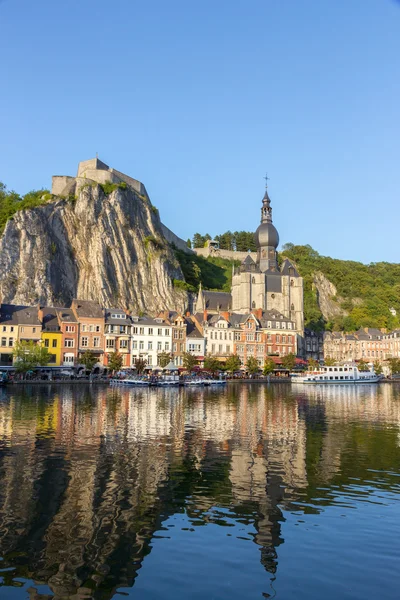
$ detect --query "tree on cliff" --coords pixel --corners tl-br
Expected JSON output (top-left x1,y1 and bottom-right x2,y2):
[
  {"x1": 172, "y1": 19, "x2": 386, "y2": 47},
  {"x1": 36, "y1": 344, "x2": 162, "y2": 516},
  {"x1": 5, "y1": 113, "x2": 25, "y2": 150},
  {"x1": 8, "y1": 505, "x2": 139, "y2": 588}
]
[
  {"x1": 108, "y1": 351, "x2": 123, "y2": 374},
  {"x1": 12, "y1": 340, "x2": 51, "y2": 373}
]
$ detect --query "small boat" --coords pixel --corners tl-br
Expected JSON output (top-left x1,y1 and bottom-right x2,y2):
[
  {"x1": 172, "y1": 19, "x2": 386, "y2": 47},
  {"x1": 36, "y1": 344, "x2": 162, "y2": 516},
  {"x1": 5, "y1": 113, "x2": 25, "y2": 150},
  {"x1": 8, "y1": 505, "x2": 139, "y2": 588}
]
[
  {"x1": 203, "y1": 379, "x2": 227, "y2": 386},
  {"x1": 291, "y1": 363, "x2": 381, "y2": 385},
  {"x1": 110, "y1": 377, "x2": 150, "y2": 386}
]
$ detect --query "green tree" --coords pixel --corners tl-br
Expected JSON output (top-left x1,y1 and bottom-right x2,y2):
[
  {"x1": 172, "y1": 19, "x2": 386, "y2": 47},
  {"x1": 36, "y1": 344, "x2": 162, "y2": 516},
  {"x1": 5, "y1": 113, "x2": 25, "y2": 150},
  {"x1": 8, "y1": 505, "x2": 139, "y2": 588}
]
[
  {"x1": 182, "y1": 352, "x2": 198, "y2": 372},
  {"x1": 387, "y1": 358, "x2": 400, "y2": 374},
  {"x1": 158, "y1": 351, "x2": 171, "y2": 368},
  {"x1": 108, "y1": 351, "x2": 123, "y2": 373},
  {"x1": 308, "y1": 358, "x2": 319, "y2": 370},
  {"x1": 187, "y1": 238, "x2": 192, "y2": 248},
  {"x1": 204, "y1": 356, "x2": 220, "y2": 373},
  {"x1": 281, "y1": 352, "x2": 297, "y2": 371},
  {"x1": 80, "y1": 351, "x2": 98, "y2": 371},
  {"x1": 12, "y1": 340, "x2": 51, "y2": 373},
  {"x1": 374, "y1": 362, "x2": 383, "y2": 375},
  {"x1": 246, "y1": 356, "x2": 260, "y2": 374},
  {"x1": 263, "y1": 358, "x2": 276, "y2": 376},
  {"x1": 324, "y1": 356, "x2": 336, "y2": 366},
  {"x1": 135, "y1": 358, "x2": 147, "y2": 374},
  {"x1": 357, "y1": 360, "x2": 369, "y2": 372},
  {"x1": 225, "y1": 354, "x2": 242, "y2": 373}
]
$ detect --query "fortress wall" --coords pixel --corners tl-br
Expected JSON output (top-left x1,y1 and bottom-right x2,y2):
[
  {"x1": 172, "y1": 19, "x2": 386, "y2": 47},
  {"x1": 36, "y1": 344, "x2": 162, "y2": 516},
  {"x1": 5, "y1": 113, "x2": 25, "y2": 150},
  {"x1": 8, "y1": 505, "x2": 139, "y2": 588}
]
[
  {"x1": 51, "y1": 176, "x2": 76, "y2": 196},
  {"x1": 110, "y1": 168, "x2": 147, "y2": 196},
  {"x1": 161, "y1": 223, "x2": 193, "y2": 254},
  {"x1": 193, "y1": 248, "x2": 257, "y2": 262}
]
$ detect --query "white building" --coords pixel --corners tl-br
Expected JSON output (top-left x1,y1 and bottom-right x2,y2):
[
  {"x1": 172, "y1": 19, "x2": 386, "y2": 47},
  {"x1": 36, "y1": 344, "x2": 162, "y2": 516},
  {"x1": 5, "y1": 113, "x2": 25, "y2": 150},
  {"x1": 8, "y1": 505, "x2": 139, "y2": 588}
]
[{"x1": 131, "y1": 316, "x2": 172, "y2": 367}]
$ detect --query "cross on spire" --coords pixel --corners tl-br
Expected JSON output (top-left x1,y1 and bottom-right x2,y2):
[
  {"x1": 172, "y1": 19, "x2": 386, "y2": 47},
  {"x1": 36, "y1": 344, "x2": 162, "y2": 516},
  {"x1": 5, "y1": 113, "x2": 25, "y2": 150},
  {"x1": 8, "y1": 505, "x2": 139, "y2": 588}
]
[{"x1": 264, "y1": 173, "x2": 270, "y2": 188}]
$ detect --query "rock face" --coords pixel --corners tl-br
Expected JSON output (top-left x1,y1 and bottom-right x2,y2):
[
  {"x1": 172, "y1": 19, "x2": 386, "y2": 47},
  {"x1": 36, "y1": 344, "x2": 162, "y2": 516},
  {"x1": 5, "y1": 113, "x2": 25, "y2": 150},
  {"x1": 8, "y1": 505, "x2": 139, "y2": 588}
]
[
  {"x1": 0, "y1": 184, "x2": 188, "y2": 313},
  {"x1": 313, "y1": 271, "x2": 347, "y2": 320}
]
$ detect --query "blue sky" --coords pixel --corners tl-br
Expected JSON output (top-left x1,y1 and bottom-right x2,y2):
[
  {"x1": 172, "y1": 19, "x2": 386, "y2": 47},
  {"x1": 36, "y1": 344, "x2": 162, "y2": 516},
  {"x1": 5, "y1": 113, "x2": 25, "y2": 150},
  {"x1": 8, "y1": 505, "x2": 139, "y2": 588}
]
[{"x1": 1, "y1": 0, "x2": 399, "y2": 263}]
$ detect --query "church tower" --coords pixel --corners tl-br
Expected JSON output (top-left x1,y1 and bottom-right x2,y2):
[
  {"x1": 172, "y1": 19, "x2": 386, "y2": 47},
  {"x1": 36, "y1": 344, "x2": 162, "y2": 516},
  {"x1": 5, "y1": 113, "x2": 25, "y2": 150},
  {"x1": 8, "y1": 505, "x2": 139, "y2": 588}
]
[
  {"x1": 231, "y1": 179, "x2": 304, "y2": 340},
  {"x1": 255, "y1": 187, "x2": 279, "y2": 272}
]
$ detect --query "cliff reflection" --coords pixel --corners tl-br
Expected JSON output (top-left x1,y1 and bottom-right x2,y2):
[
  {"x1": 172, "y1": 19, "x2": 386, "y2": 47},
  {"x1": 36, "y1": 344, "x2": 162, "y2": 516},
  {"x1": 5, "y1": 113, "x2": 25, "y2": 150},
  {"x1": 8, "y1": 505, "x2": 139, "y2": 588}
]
[{"x1": 0, "y1": 383, "x2": 399, "y2": 599}]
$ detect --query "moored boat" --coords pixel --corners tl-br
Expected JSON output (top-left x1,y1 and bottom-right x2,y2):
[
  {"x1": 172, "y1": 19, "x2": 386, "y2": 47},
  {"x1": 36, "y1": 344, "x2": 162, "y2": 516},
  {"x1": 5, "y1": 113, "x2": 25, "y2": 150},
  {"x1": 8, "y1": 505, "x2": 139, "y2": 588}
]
[{"x1": 291, "y1": 363, "x2": 381, "y2": 384}]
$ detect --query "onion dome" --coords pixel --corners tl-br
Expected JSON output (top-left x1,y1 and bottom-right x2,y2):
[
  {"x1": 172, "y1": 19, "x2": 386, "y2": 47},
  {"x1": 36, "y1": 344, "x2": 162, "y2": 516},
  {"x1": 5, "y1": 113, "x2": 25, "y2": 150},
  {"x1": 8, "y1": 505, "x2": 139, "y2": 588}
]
[{"x1": 254, "y1": 188, "x2": 279, "y2": 249}]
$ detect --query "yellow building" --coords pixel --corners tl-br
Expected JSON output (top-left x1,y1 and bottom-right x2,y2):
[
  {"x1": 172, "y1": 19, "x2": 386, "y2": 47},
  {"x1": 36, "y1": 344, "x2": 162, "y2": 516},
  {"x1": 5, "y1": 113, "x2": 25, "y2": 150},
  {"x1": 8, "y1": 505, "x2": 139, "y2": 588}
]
[{"x1": 40, "y1": 307, "x2": 63, "y2": 366}]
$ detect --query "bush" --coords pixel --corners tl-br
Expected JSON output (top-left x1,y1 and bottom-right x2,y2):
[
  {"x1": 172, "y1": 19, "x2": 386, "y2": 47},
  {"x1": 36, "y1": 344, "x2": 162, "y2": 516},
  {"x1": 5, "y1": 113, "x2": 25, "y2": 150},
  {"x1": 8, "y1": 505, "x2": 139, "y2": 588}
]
[
  {"x1": 100, "y1": 181, "x2": 127, "y2": 195},
  {"x1": 0, "y1": 182, "x2": 52, "y2": 234}
]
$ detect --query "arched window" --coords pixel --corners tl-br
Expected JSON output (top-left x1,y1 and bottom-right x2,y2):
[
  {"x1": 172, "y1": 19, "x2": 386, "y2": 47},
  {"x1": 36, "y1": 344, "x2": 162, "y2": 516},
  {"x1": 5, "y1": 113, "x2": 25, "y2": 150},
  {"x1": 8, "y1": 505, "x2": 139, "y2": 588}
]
[
  {"x1": 252, "y1": 301, "x2": 256, "y2": 308},
  {"x1": 290, "y1": 279, "x2": 294, "y2": 287},
  {"x1": 252, "y1": 277, "x2": 255, "y2": 284},
  {"x1": 291, "y1": 303, "x2": 295, "y2": 311}
]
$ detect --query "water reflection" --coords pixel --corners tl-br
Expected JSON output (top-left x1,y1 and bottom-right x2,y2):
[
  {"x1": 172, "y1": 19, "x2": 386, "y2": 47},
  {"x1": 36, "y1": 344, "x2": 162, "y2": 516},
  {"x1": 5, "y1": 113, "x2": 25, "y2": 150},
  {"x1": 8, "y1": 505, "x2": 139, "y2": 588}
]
[{"x1": 0, "y1": 383, "x2": 399, "y2": 599}]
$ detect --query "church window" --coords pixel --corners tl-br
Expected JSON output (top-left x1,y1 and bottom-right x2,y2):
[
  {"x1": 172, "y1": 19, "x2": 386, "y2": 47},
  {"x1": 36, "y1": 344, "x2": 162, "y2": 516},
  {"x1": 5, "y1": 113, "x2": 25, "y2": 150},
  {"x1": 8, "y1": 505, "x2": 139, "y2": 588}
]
[
  {"x1": 290, "y1": 278, "x2": 294, "y2": 286},
  {"x1": 252, "y1": 301, "x2": 256, "y2": 308},
  {"x1": 291, "y1": 303, "x2": 295, "y2": 311},
  {"x1": 252, "y1": 277, "x2": 255, "y2": 284}
]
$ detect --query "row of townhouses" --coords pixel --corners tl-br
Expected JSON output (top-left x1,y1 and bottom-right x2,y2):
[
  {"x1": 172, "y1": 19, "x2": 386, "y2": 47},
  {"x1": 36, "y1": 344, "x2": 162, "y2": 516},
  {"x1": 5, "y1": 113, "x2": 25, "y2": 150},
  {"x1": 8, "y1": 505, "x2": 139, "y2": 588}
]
[
  {"x1": 0, "y1": 299, "x2": 300, "y2": 369},
  {"x1": 323, "y1": 328, "x2": 400, "y2": 363}
]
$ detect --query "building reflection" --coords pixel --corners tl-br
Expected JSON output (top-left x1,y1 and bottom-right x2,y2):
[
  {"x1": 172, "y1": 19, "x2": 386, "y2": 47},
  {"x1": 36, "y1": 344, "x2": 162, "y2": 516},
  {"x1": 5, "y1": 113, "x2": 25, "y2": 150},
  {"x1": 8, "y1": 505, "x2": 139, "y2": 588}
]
[{"x1": 0, "y1": 382, "x2": 399, "y2": 598}]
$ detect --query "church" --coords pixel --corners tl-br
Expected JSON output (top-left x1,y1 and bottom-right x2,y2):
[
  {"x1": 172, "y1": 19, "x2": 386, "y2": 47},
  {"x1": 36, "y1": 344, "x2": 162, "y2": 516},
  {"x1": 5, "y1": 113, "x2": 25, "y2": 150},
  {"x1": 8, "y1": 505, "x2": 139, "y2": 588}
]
[{"x1": 195, "y1": 183, "x2": 304, "y2": 351}]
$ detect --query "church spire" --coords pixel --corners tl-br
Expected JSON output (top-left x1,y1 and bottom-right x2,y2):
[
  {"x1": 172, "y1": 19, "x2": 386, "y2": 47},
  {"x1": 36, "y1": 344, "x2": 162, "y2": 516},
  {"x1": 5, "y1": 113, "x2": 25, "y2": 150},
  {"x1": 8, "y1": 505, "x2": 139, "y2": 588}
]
[{"x1": 261, "y1": 173, "x2": 273, "y2": 224}]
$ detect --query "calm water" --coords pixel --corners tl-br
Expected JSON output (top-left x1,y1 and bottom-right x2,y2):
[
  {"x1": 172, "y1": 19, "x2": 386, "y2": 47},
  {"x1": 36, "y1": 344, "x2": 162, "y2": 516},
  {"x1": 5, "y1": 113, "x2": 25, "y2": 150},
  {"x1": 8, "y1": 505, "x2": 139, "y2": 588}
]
[{"x1": 0, "y1": 383, "x2": 399, "y2": 600}]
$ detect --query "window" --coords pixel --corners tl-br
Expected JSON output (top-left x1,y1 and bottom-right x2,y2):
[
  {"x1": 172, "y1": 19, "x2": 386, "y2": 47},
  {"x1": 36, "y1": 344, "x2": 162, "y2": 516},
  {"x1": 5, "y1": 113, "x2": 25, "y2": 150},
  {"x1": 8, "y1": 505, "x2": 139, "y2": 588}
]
[
  {"x1": 89, "y1": 325, "x2": 94, "y2": 332},
  {"x1": 174, "y1": 330, "x2": 178, "y2": 339},
  {"x1": 32, "y1": 328, "x2": 36, "y2": 333},
  {"x1": 165, "y1": 342, "x2": 170, "y2": 351},
  {"x1": 252, "y1": 301, "x2": 256, "y2": 308},
  {"x1": 211, "y1": 344, "x2": 216, "y2": 353},
  {"x1": 267, "y1": 321, "x2": 271, "y2": 328},
  {"x1": 140, "y1": 327, "x2": 145, "y2": 335},
  {"x1": 268, "y1": 346, "x2": 272, "y2": 353},
  {"x1": 81, "y1": 325, "x2": 87, "y2": 332},
  {"x1": 66, "y1": 326, "x2": 75, "y2": 332},
  {"x1": 10, "y1": 327, "x2": 14, "y2": 332},
  {"x1": 276, "y1": 335, "x2": 280, "y2": 343},
  {"x1": 93, "y1": 337, "x2": 100, "y2": 347},
  {"x1": 52, "y1": 339, "x2": 57, "y2": 348},
  {"x1": 1, "y1": 338, "x2": 6, "y2": 347},
  {"x1": 173, "y1": 343, "x2": 177, "y2": 352},
  {"x1": 179, "y1": 331, "x2": 183, "y2": 339},
  {"x1": 165, "y1": 329, "x2": 170, "y2": 336},
  {"x1": 218, "y1": 344, "x2": 223, "y2": 353},
  {"x1": 8, "y1": 338, "x2": 13, "y2": 347},
  {"x1": 139, "y1": 341, "x2": 144, "y2": 350},
  {"x1": 158, "y1": 328, "x2": 162, "y2": 336},
  {"x1": 106, "y1": 339, "x2": 115, "y2": 349},
  {"x1": 2, "y1": 326, "x2": 6, "y2": 332},
  {"x1": 147, "y1": 356, "x2": 152, "y2": 365},
  {"x1": 288, "y1": 336, "x2": 292, "y2": 343},
  {"x1": 180, "y1": 343, "x2": 184, "y2": 352},
  {"x1": 44, "y1": 339, "x2": 50, "y2": 348},
  {"x1": 157, "y1": 341, "x2": 162, "y2": 351},
  {"x1": 276, "y1": 322, "x2": 280, "y2": 329},
  {"x1": 65, "y1": 339, "x2": 74, "y2": 348},
  {"x1": 20, "y1": 327, "x2": 24, "y2": 333},
  {"x1": 132, "y1": 341, "x2": 137, "y2": 350},
  {"x1": 133, "y1": 327, "x2": 138, "y2": 334},
  {"x1": 81, "y1": 337, "x2": 88, "y2": 347},
  {"x1": 148, "y1": 341, "x2": 153, "y2": 350},
  {"x1": 148, "y1": 328, "x2": 153, "y2": 335},
  {"x1": 234, "y1": 332, "x2": 241, "y2": 341},
  {"x1": 63, "y1": 354, "x2": 74, "y2": 363},
  {"x1": 282, "y1": 336, "x2": 286, "y2": 343},
  {"x1": 120, "y1": 339, "x2": 128, "y2": 349}
]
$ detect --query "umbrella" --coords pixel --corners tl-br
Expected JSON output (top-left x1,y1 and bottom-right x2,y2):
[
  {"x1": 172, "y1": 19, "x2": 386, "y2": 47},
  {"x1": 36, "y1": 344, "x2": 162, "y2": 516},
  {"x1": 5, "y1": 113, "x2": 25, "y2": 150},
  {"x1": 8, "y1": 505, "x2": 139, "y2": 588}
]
[{"x1": 163, "y1": 361, "x2": 179, "y2": 371}]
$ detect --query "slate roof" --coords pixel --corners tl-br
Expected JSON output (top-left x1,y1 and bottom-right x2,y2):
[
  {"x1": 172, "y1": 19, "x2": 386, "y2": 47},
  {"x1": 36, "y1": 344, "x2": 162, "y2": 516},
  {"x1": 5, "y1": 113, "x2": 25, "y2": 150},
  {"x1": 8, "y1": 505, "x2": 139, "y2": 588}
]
[
  {"x1": 186, "y1": 318, "x2": 204, "y2": 338},
  {"x1": 0, "y1": 304, "x2": 20, "y2": 325},
  {"x1": 7, "y1": 305, "x2": 42, "y2": 326},
  {"x1": 280, "y1": 259, "x2": 300, "y2": 277},
  {"x1": 259, "y1": 309, "x2": 292, "y2": 324},
  {"x1": 41, "y1": 307, "x2": 61, "y2": 331},
  {"x1": 56, "y1": 308, "x2": 78, "y2": 323},
  {"x1": 105, "y1": 308, "x2": 129, "y2": 325},
  {"x1": 202, "y1": 291, "x2": 232, "y2": 311},
  {"x1": 72, "y1": 300, "x2": 103, "y2": 319}
]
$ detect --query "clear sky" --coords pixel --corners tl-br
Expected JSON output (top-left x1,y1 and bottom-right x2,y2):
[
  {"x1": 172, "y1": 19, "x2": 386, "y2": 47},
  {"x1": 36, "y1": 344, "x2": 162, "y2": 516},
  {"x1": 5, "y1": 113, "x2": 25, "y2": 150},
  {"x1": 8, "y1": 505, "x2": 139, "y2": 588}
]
[{"x1": 1, "y1": 0, "x2": 399, "y2": 263}]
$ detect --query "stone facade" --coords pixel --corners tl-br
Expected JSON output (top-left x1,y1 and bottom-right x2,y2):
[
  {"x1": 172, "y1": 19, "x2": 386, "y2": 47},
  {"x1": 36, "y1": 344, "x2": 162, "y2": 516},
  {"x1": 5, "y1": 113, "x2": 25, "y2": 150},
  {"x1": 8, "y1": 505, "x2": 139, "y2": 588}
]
[{"x1": 323, "y1": 328, "x2": 400, "y2": 363}]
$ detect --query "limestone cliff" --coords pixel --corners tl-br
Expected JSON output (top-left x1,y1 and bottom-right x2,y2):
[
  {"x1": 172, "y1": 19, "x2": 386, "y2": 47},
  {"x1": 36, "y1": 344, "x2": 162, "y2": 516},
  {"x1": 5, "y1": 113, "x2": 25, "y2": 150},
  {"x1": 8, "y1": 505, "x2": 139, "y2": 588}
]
[
  {"x1": 313, "y1": 271, "x2": 347, "y2": 320},
  {"x1": 0, "y1": 183, "x2": 187, "y2": 313}
]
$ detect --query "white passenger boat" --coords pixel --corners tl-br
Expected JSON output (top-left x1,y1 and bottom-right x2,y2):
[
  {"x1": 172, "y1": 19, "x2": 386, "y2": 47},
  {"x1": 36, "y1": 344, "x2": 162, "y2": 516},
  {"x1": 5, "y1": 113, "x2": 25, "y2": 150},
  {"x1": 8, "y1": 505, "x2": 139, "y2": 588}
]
[{"x1": 291, "y1": 364, "x2": 381, "y2": 384}]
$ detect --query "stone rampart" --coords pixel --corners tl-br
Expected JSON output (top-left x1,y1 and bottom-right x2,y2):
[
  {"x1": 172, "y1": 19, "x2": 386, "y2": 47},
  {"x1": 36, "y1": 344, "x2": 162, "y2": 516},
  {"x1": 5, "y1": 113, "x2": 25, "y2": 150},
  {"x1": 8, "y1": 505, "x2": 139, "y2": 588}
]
[
  {"x1": 193, "y1": 247, "x2": 257, "y2": 262},
  {"x1": 51, "y1": 176, "x2": 76, "y2": 196},
  {"x1": 161, "y1": 224, "x2": 192, "y2": 254}
]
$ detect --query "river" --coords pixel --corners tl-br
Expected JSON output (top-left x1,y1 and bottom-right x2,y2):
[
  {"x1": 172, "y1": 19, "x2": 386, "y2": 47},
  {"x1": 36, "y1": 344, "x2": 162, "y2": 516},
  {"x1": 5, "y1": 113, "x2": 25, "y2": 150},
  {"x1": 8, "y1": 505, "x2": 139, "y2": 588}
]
[{"x1": 0, "y1": 383, "x2": 399, "y2": 599}]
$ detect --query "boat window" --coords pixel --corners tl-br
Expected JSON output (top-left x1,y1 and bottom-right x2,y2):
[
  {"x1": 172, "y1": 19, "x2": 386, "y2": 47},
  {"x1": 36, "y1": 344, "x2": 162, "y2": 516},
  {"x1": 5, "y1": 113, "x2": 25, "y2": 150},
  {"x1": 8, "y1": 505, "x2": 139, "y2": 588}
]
[
  {"x1": 339, "y1": 368, "x2": 343, "y2": 372},
  {"x1": 334, "y1": 367, "x2": 337, "y2": 372},
  {"x1": 335, "y1": 376, "x2": 338, "y2": 380},
  {"x1": 330, "y1": 376, "x2": 333, "y2": 380},
  {"x1": 340, "y1": 376, "x2": 343, "y2": 379},
  {"x1": 344, "y1": 368, "x2": 347, "y2": 371}
]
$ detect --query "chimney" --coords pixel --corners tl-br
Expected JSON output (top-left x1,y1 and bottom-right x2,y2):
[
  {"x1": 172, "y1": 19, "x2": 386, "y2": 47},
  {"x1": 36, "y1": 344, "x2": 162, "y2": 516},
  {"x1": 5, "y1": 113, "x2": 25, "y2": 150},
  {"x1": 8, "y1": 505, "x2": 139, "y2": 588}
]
[
  {"x1": 203, "y1": 309, "x2": 208, "y2": 323},
  {"x1": 186, "y1": 311, "x2": 191, "y2": 317},
  {"x1": 221, "y1": 311, "x2": 230, "y2": 322}
]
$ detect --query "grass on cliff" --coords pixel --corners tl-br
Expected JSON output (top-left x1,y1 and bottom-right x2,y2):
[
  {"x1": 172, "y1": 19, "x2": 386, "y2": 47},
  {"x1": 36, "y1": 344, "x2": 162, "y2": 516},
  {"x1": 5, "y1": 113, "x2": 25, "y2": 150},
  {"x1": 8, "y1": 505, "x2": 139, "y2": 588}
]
[
  {"x1": 0, "y1": 182, "x2": 52, "y2": 234},
  {"x1": 174, "y1": 249, "x2": 240, "y2": 293},
  {"x1": 281, "y1": 243, "x2": 400, "y2": 332}
]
